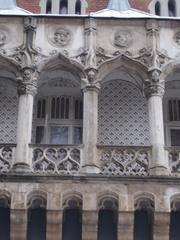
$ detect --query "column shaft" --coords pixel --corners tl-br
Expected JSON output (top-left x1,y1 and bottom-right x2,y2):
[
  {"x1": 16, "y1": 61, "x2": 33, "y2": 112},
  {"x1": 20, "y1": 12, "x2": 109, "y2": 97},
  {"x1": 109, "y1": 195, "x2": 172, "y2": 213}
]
[
  {"x1": 10, "y1": 209, "x2": 27, "y2": 240},
  {"x1": 14, "y1": 94, "x2": 34, "y2": 170},
  {"x1": 118, "y1": 211, "x2": 134, "y2": 240},
  {"x1": 148, "y1": 94, "x2": 168, "y2": 174},
  {"x1": 82, "y1": 86, "x2": 99, "y2": 173}
]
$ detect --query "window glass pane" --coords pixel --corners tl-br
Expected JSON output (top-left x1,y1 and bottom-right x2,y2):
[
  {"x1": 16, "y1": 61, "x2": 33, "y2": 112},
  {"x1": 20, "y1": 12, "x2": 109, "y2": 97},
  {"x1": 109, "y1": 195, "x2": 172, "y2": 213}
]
[
  {"x1": 73, "y1": 127, "x2": 82, "y2": 144},
  {"x1": 171, "y1": 129, "x2": 180, "y2": 146},
  {"x1": 36, "y1": 127, "x2": 44, "y2": 144},
  {"x1": 51, "y1": 98, "x2": 55, "y2": 118},
  {"x1": 50, "y1": 127, "x2": 68, "y2": 144}
]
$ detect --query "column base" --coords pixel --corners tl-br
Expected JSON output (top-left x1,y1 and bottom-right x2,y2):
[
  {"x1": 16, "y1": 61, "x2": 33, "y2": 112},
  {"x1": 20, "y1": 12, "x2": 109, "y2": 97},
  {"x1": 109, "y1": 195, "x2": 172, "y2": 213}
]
[
  {"x1": 149, "y1": 166, "x2": 170, "y2": 176},
  {"x1": 11, "y1": 163, "x2": 32, "y2": 173},
  {"x1": 81, "y1": 164, "x2": 100, "y2": 174}
]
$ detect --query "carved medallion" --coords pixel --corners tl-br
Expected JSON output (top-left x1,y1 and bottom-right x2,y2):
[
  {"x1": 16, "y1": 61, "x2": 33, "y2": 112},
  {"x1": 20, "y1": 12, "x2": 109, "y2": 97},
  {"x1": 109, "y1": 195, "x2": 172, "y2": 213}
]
[
  {"x1": 49, "y1": 28, "x2": 71, "y2": 47},
  {"x1": 175, "y1": 32, "x2": 180, "y2": 46},
  {"x1": 113, "y1": 30, "x2": 132, "y2": 48}
]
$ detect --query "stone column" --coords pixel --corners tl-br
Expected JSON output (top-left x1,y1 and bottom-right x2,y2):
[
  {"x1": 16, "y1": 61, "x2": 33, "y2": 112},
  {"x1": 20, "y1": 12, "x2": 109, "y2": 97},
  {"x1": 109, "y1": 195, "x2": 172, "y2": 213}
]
[
  {"x1": 153, "y1": 212, "x2": 170, "y2": 240},
  {"x1": 145, "y1": 69, "x2": 169, "y2": 175},
  {"x1": 118, "y1": 211, "x2": 134, "y2": 240},
  {"x1": 46, "y1": 210, "x2": 63, "y2": 240},
  {"x1": 82, "y1": 84, "x2": 100, "y2": 173},
  {"x1": 82, "y1": 211, "x2": 98, "y2": 240},
  {"x1": 11, "y1": 209, "x2": 27, "y2": 240},
  {"x1": 12, "y1": 67, "x2": 37, "y2": 172}
]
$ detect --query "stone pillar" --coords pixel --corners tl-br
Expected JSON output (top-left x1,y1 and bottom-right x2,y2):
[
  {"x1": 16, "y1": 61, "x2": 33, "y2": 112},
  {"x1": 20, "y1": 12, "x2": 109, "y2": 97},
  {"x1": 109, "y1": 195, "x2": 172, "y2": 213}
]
[
  {"x1": 10, "y1": 209, "x2": 27, "y2": 240},
  {"x1": 145, "y1": 69, "x2": 169, "y2": 175},
  {"x1": 82, "y1": 84, "x2": 100, "y2": 173},
  {"x1": 118, "y1": 211, "x2": 134, "y2": 240},
  {"x1": 46, "y1": 210, "x2": 63, "y2": 240},
  {"x1": 82, "y1": 211, "x2": 98, "y2": 240},
  {"x1": 153, "y1": 212, "x2": 170, "y2": 240},
  {"x1": 12, "y1": 67, "x2": 37, "y2": 172}
]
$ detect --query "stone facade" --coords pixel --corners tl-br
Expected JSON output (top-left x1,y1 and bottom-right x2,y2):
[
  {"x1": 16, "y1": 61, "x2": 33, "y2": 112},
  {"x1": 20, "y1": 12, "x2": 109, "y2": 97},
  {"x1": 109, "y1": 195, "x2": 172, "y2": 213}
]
[{"x1": 1, "y1": 4, "x2": 180, "y2": 239}]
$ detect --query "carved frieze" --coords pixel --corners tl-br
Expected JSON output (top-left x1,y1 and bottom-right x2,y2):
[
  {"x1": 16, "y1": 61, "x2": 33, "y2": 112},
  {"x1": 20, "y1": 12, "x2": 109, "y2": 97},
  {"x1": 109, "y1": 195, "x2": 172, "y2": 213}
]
[
  {"x1": 48, "y1": 28, "x2": 71, "y2": 47},
  {"x1": 113, "y1": 30, "x2": 132, "y2": 48}
]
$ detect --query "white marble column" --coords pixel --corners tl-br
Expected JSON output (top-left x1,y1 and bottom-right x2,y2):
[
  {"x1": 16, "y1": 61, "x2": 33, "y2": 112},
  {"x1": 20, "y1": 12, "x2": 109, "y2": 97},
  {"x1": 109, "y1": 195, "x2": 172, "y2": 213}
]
[
  {"x1": 145, "y1": 70, "x2": 169, "y2": 175},
  {"x1": 12, "y1": 68, "x2": 37, "y2": 172},
  {"x1": 82, "y1": 84, "x2": 100, "y2": 173}
]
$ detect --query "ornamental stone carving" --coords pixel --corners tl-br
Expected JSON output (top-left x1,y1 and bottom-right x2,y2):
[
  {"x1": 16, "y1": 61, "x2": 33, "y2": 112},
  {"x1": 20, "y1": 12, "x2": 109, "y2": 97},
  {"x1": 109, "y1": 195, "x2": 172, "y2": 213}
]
[
  {"x1": 174, "y1": 32, "x2": 180, "y2": 46},
  {"x1": 113, "y1": 30, "x2": 132, "y2": 48},
  {"x1": 17, "y1": 67, "x2": 38, "y2": 96},
  {"x1": 49, "y1": 28, "x2": 71, "y2": 47},
  {"x1": 144, "y1": 69, "x2": 165, "y2": 98}
]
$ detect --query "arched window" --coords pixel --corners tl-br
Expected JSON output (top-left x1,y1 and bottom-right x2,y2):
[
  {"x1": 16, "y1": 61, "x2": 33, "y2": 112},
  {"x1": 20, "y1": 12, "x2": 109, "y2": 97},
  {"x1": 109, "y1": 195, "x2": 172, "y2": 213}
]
[
  {"x1": 0, "y1": 196, "x2": 10, "y2": 240},
  {"x1": 168, "y1": 0, "x2": 176, "y2": 17},
  {"x1": 27, "y1": 196, "x2": 47, "y2": 240},
  {"x1": 134, "y1": 198, "x2": 154, "y2": 240},
  {"x1": 170, "y1": 199, "x2": 180, "y2": 240},
  {"x1": 60, "y1": 0, "x2": 68, "y2": 14},
  {"x1": 75, "y1": 0, "x2": 81, "y2": 14},
  {"x1": 46, "y1": 0, "x2": 52, "y2": 14},
  {"x1": 155, "y1": 1, "x2": 161, "y2": 16},
  {"x1": 62, "y1": 196, "x2": 82, "y2": 240},
  {"x1": 98, "y1": 197, "x2": 118, "y2": 240}
]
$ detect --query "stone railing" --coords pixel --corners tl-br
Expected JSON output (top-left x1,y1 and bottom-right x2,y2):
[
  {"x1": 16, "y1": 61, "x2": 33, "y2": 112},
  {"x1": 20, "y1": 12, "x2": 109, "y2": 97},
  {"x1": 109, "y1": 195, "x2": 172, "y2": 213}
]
[
  {"x1": 30, "y1": 144, "x2": 82, "y2": 175},
  {"x1": 98, "y1": 146, "x2": 151, "y2": 176},
  {"x1": 167, "y1": 147, "x2": 180, "y2": 176},
  {"x1": 0, "y1": 144, "x2": 16, "y2": 173}
]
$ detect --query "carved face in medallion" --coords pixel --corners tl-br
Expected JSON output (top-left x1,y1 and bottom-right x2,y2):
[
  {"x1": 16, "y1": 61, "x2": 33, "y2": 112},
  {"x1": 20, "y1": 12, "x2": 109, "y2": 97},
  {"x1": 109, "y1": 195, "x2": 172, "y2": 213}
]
[
  {"x1": 114, "y1": 30, "x2": 132, "y2": 48},
  {"x1": 53, "y1": 28, "x2": 71, "y2": 47}
]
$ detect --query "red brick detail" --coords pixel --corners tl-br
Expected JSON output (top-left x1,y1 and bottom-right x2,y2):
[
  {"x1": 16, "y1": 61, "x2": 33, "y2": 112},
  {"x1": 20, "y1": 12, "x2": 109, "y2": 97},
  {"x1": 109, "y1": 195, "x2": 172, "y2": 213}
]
[
  {"x1": 16, "y1": 0, "x2": 41, "y2": 13},
  {"x1": 16, "y1": 0, "x2": 151, "y2": 14}
]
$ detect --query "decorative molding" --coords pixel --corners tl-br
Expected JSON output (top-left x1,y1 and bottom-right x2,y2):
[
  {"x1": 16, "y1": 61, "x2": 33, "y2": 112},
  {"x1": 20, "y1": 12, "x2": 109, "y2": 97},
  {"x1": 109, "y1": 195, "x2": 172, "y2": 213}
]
[{"x1": 174, "y1": 32, "x2": 180, "y2": 47}]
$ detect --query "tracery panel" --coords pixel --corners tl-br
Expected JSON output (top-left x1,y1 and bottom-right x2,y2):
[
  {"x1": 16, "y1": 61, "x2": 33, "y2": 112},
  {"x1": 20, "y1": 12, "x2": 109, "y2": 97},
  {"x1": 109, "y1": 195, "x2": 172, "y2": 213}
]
[
  {"x1": 98, "y1": 80, "x2": 150, "y2": 146},
  {"x1": 0, "y1": 79, "x2": 18, "y2": 143}
]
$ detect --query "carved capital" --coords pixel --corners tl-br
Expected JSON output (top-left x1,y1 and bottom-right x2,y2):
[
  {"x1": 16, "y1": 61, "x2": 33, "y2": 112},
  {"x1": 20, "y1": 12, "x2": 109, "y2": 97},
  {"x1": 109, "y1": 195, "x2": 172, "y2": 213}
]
[
  {"x1": 144, "y1": 69, "x2": 165, "y2": 98},
  {"x1": 85, "y1": 67, "x2": 98, "y2": 83},
  {"x1": 17, "y1": 67, "x2": 38, "y2": 96},
  {"x1": 82, "y1": 82, "x2": 100, "y2": 94}
]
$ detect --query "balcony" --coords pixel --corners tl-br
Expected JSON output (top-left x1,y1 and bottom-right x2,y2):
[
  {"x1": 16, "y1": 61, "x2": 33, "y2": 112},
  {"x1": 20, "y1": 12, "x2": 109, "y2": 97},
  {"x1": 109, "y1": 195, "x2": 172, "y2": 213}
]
[{"x1": 2, "y1": 144, "x2": 180, "y2": 177}]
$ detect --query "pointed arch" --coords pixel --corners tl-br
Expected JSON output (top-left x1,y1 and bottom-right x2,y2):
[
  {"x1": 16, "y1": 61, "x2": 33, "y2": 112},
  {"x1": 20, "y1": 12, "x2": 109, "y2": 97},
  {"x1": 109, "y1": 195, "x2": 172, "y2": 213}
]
[
  {"x1": 75, "y1": 0, "x2": 81, "y2": 14},
  {"x1": 155, "y1": 1, "x2": 161, "y2": 15},
  {"x1": 60, "y1": 0, "x2": 68, "y2": 14},
  {"x1": 46, "y1": 0, "x2": 52, "y2": 13},
  {"x1": 96, "y1": 55, "x2": 148, "y2": 85},
  {"x1": 168, "y1": 0, "x2": 176, "y2": 16}
]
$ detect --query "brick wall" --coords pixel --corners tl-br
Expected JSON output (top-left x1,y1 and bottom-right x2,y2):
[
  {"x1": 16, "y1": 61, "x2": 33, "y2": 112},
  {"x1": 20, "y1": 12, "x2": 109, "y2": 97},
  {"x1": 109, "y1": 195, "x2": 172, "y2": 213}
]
[
  {"x1": 17, "y1": 0, "x2": 151, "y2": 14},
  {"x1": 17, "y1": 0, "x2": 40, "y2": 13}
]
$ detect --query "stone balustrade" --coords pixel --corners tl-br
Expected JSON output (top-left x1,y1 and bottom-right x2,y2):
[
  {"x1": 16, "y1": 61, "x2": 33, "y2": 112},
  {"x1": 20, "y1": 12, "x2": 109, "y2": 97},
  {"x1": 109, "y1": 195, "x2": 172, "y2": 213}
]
[
  {"x1": 98, "y1": 146, "x2": 151, "y2": 176},
  {"x1": 167, "y1": 147, "x2": 180, "y2": 176},
  {"x1": 0, "y1": 144, "x2": 16, "y2": 173},
  {"x1": 30, "y1": 144, "x2": 82, "y2": 175},
  {"x1": 3, "y1": 144, "x2": 180, "y2": 177}
]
